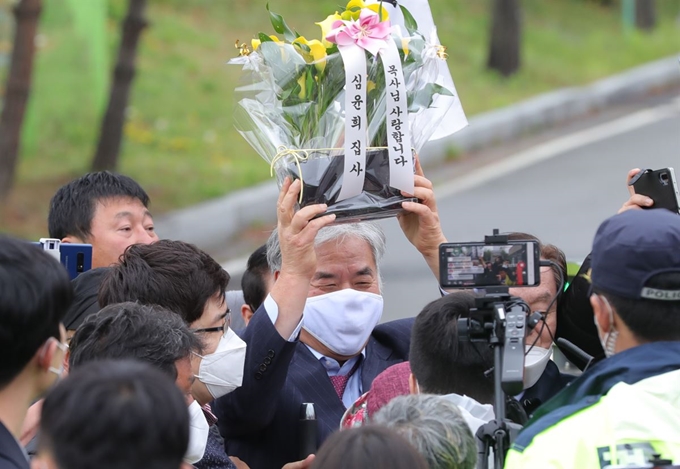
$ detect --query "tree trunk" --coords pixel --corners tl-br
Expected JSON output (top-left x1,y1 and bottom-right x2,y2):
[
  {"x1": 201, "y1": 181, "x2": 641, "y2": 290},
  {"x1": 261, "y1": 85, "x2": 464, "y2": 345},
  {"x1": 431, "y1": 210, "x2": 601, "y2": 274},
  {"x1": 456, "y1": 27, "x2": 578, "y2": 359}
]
[
  {"x1": 487, "y1": 0, "x2": 522, "y2": 77},
  {"x1": 635, "y1": 0, "x2": 656, "y2": 31},
  {"x1": 0, "y1": 0, "x2": 42, "y2": 200},
  {"x1": 91, "y1": 0, "x2": 148, "y2": 172}
]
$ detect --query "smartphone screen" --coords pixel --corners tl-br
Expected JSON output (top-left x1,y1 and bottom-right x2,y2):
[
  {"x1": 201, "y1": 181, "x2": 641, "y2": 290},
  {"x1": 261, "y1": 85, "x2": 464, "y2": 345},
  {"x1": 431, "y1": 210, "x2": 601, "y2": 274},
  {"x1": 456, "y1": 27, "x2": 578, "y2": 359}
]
[
  {"x1": 439, "y1": 241, "x2": 540, "y2": 289},
  {"x1": 631, "y1": 168, "x2": 680, "y2": 214}
]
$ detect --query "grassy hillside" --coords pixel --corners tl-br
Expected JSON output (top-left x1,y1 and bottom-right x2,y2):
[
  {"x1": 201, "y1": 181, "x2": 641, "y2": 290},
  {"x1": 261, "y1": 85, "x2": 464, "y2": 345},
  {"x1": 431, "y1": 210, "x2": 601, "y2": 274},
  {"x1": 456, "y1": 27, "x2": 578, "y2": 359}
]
[{"x1": 1, "y1": 0, "x2": 679, "y2": 239}]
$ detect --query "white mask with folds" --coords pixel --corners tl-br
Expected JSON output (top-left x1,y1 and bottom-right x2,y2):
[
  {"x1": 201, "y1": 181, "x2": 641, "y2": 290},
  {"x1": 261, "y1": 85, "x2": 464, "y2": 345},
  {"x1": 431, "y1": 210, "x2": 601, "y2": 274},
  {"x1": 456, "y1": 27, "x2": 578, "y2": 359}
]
[
  {"x1": 184, "y1": 400, "x2": 209, "y2": 464},
  {"x1": 523, "y1": 344, "x2": 552, "y2": 389},
  {"x1": 302, "y1": 289, "x2": 383, "y2": 357},
  {"x1": 194, "y1": 328, "x2": 247, "y2": 399}
]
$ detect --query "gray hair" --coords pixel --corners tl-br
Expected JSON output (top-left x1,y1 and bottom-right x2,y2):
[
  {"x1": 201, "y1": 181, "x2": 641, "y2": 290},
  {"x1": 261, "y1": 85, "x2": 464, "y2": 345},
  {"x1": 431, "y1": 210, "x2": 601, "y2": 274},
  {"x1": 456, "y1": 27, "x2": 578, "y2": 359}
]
[
  {"x1": 372, "y1": 394, "x2": 477, "y2": 469},
  {"x1": 266, "y1": 222, "x2": 386, "y2": 281}
]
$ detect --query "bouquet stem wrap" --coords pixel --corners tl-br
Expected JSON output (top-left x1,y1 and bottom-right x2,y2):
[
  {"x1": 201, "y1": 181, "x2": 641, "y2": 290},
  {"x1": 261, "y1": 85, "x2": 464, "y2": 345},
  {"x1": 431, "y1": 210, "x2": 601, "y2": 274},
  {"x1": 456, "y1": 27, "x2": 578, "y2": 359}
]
[{"x1": 229, "y1": 1, "x2": 466, "y2": 222}]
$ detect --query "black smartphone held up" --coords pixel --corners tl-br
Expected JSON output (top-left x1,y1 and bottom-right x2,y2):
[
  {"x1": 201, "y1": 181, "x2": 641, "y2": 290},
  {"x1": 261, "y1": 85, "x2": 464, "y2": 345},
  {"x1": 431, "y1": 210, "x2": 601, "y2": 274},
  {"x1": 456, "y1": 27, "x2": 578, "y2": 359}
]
[
  {"x1": 33, "y1": 239, "x2": 92, "y2": 280},
  {"x1": 630, "y1": 168, "x2": 680, "y2": 214},
  {"x1": 439, "y1": 240, "x2": 541, "y2": 289}
]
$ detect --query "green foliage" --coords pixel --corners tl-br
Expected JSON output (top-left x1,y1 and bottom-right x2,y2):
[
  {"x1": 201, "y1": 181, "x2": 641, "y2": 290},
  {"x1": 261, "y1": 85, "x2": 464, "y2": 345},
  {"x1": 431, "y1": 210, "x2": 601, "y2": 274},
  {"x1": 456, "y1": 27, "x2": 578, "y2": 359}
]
[
  {"x1": 399, "y1": 4, "x2": 418, "y2": 35},
  {"x1": 266, "y1": 3, "x2": 298, "y2": 41}
]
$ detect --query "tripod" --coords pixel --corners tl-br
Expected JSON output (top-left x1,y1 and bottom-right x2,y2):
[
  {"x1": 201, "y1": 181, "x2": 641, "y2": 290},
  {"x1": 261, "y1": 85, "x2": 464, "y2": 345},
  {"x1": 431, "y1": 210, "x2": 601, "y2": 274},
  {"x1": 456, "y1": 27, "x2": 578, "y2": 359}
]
[{"x1": 460, "y1": 290, "x2": 527, "y2": 469}]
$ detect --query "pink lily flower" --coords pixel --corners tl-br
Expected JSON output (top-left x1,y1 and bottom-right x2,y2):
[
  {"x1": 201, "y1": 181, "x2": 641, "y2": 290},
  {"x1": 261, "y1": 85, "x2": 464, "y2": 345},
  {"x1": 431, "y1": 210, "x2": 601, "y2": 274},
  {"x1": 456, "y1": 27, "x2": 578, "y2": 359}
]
[{"x1": 326, "y1": 9, "x2": 392, "y2": 56}]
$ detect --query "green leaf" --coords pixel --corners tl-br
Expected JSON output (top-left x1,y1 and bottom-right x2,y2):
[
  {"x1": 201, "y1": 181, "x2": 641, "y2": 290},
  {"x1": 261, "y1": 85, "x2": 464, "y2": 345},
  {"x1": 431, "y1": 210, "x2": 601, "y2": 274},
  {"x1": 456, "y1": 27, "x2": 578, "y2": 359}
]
[
  {"x1": 258, "y1": 32, "x2": 274, "y2": 43},
  {"x1": 399, "y1": 5, "x2": 418, "y2": 35},
  {"x1": 280, "y1": 86, "x2": 294, "y2": 101},
  {"x1": 407, "y1": 83, "x2": 454, "y2": 112},
  {"x1": 266, "y1": 3, "x2": 296, "y2": 42},
  {"x1": 305, "y1": 68, "x2": 315, "y2": 100}
]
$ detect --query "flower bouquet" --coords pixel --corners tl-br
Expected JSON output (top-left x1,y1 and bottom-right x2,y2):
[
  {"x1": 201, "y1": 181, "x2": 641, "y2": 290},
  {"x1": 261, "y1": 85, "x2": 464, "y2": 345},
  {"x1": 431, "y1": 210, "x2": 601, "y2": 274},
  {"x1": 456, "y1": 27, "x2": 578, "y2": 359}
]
[{"x1": 229, "y1": 0, "x2": 466, "y2": 221}]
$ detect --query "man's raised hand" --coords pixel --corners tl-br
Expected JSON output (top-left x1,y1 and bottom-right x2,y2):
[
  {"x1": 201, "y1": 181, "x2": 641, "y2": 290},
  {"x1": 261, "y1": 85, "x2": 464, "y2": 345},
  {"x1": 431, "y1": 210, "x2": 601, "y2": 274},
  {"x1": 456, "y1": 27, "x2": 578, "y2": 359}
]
[
  {"x1": 270, "y1": 178, "x2": 336, "y2": 338},
  {"x1": 397, "y1": 155, "x2": 447, "y2": 279},
  {"x1": 618, "y1": 168, "x2": 654, "y2": 214}
]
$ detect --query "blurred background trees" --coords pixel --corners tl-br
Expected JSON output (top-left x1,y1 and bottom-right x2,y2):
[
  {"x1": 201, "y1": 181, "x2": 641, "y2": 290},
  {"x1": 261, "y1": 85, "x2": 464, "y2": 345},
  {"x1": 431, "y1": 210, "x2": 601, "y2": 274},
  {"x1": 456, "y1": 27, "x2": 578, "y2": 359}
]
[
  {"x1": 92, "y1": 0, "x2": 147, "y2": 172},
  {"x1": 487, "y1": 0, "x2": 521, "y2": 76},
  {"x1": 0, "y1": 0, "x2": 40, "y2": 200}
]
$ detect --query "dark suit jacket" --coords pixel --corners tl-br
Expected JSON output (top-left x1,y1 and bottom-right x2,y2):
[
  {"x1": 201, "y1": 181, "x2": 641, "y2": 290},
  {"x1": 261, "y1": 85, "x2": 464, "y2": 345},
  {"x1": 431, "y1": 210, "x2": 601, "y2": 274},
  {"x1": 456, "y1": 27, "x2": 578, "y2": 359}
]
[
  {"x1": 0, "y1": 422, "x2": 29, "y2": 469},
  {"x1": 213, "y1": 307, "x2": 413, "y2": 469},
  {"x1": 520, "y1": 360, "x2": 576, "y2": 417}
]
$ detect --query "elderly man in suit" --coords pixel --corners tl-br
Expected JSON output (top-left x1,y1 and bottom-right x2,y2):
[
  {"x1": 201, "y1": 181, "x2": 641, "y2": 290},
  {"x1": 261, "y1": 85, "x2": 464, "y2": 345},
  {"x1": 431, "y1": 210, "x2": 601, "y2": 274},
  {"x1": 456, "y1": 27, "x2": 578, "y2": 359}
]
[{"x1": 214, "y1": 162, "x2": 445, "y2": 468}]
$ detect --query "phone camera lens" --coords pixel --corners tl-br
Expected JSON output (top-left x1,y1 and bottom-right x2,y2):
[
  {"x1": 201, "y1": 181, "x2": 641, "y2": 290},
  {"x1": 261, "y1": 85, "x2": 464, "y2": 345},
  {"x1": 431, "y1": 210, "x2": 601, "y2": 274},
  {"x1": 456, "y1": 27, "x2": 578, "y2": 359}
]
[{"x1": 660, "y1": 172, "x2": 669, "y2": 186}]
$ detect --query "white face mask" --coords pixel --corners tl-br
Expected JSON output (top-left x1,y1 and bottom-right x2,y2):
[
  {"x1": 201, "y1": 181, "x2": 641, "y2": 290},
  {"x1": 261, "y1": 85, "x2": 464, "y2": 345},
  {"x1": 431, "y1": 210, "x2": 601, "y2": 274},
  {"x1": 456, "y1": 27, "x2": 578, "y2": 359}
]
[
  {"x1": 48, "y1": 339, "x2": 69, "y2": 378},
  {"x1": 523, "y1": 344, "x2": 551, "y2": 389},
  {"x1": 195, "y1": 328, "x2": 247, "y2": 399},
  {"x1": 184, "y1": 400, "x2": 209, "y2": 464},
  {"x1": 593, "y1": 295, "x2": 619, "y2": 358},
  {"x1": 302, "y1": 289, "x2": 383, "y2": 357}
]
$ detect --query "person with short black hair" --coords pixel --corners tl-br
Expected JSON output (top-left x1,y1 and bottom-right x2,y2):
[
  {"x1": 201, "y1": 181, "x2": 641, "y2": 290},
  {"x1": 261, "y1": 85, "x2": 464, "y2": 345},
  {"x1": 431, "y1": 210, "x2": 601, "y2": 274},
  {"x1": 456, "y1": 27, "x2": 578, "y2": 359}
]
[
  {"x1": 410, "y1": 292, "x2": 493, "y2": 399},
  {"x1": 48, "y1": 171, "x2": 158, "y2": 268},
  {"x1": 69, "y1": 302, "x2": 202, "y2": 389},
  {"x1": 0, "y1": 236, "x2": 71, "y2": 469},
  {"x1": 506, "y1": 209, "x2": 680, "y2": 469},
  {"x1": 67, "y1": 302, "x2": 222, "y2": 467},
  {"x1": 34, "y1": 359, "x2": 192, "y2": 469},
  {"x1": 240, "y1": 244, "x2": 274, "y2": 326},
  {"x1": 309, "y1": 425, "x2": 428, "y2": 469},
  {"x1": 409, "y1": 292, "x2": 499, "y2": 433},
  {"x1": 97, "y1": 240, "x2": 245, "y2": 406},
  {"x1": 98, "y1": 240, "x2": 229, "y2": 326},
  {"x1": 96, "y1": 242, "x2": 245, "y2": 469}
]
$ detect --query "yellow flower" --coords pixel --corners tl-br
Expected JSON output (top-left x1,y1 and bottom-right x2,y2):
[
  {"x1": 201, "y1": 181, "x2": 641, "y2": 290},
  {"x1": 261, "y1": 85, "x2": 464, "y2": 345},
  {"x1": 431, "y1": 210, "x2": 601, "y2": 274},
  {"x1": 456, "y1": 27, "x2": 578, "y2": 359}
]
[
  {"x1": 297, "y1": 74, "x2": 306, "y2": 99},
  {"x1": 401, "y1": 37, "x2": 410, "y2": 56},
  {"x1": 367, "y1": 80, "x2": 376, "y2": 93},
  {"x1": 251, "y1": 35, "x2": 282, "y2": 51},
  {"x1": 293, "y1": 36, "x2": 328, "y2": 72},
  {"x1": 366, "y1": 3, "x2": 389, "y2": 21},
  {"x1": 341, "y1": 1, "x2": 389, "y2": 21},
  {"x1": 316, "y1": 12, "x2": 342, "y2": 48}
]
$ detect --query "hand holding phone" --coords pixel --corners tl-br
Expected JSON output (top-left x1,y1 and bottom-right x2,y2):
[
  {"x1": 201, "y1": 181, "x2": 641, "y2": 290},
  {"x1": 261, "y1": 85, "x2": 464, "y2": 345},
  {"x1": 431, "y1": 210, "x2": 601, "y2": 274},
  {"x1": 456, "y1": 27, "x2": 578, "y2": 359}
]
[{"x1": 627, "y1": 168, "x2": 680, "y2": 215}]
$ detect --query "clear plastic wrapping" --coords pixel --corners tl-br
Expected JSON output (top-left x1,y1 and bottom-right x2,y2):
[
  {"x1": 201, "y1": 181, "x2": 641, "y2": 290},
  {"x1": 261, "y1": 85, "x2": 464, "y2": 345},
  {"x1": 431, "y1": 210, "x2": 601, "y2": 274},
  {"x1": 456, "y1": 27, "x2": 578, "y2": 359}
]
[{"x1": 229, "y1": 1, "x2": 457, "y2": 221}]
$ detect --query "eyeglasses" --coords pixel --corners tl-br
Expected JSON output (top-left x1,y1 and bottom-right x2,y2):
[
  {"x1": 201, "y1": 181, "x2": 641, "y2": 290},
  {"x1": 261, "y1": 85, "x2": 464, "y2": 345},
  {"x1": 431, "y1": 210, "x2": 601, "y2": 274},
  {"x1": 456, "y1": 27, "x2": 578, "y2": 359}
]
[{"x1": 191, "y1": 309, "x2": 231, "y2": 335}]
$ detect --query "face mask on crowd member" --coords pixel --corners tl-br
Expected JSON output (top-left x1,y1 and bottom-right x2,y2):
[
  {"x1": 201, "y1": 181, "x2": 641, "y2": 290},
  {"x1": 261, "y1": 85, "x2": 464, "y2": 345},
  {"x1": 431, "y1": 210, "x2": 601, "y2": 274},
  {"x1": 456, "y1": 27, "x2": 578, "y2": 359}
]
[
  {"x1": 592, "y1": 294, "x2": 620, "y2": 358},
  {"x1": 523, "y1": 344, "x2": 552, "y2": 388},
  {"x1": 303, "y1": 289, "x2": 383, "y2": 356},
  {"x1": 193, "y1": 326, "x2": 247, "y2": 400},
  {"x1": 190, "y1": 293, "x2": 247, "y2": 400},
  {"x1": 300, "y1": 233, "x2": 384, "y2": 360},
  {"x1": 185, "y1": 400, "x2": 210, "y2": 464}
]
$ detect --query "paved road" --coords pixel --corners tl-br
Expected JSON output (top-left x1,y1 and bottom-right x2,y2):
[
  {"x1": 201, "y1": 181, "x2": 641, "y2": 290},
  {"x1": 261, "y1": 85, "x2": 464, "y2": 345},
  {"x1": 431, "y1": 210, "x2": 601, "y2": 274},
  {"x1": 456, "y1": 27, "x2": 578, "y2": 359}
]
[{"x1": 377, "y1": 91, "x2": 680, "y2": 321}]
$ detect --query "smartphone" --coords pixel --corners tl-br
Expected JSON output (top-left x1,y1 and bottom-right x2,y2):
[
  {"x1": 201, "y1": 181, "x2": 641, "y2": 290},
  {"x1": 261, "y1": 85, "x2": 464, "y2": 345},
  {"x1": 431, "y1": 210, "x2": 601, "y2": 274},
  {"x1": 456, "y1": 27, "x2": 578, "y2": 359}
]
[
  {"x1": 34, "y1": 239, "x2": 92, "y2": 280},
  {"x1": 630, "y1": 168, "x2": 680, "y2": 214},
  {"x1": 439, "y1": 241, "x2": 540, "y2": 289}
]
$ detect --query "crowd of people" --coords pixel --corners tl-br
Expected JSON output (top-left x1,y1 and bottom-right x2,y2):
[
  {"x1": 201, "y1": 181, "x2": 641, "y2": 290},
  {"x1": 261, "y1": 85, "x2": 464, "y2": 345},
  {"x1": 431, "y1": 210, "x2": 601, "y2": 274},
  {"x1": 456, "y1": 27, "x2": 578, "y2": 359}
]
[{"x1": 1, "y1": 162, "x2": 679, "y2": 469}]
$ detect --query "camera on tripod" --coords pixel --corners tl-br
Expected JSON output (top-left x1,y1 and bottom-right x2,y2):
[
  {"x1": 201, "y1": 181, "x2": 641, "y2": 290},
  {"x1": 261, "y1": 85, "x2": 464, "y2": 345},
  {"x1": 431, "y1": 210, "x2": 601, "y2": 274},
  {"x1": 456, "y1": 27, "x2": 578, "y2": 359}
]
[{"x1": 438, "y1": 230, "x2": 542, "y2": 469}]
